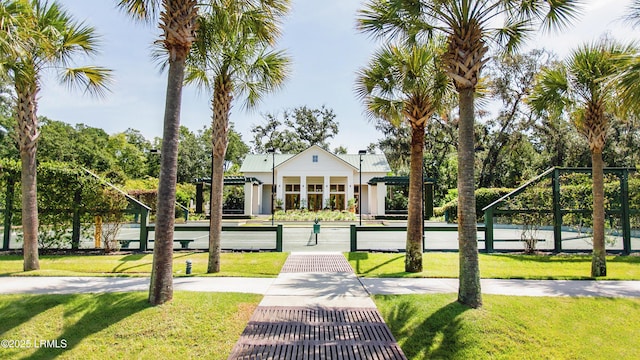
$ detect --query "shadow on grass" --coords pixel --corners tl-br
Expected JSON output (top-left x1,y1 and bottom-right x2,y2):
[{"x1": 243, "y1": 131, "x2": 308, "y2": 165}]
[
  {"x1": 0, "y1": 294, "x2": 69, "y2": 336},
  {"x1": 110, "y1": 252, "x2": 194, "y2": 273},
  {"x1": 348, "y1": 253, "x2": 405, "y2": 276},
  {"x1": 496, "y1": 253, "x2": 640, "y2": 264},
  {"x1": 27, "y1": 292, "x2": 150, "y2": 359},
  {"x1": 495, "y1": 254, "x2": 591, "y2": 263},
  {"x1": 348, "y1": 252, "x2": 368, "y2": 273},
  {"x1": 381, "y1": 297, "x2": 471, "y2": 359}
]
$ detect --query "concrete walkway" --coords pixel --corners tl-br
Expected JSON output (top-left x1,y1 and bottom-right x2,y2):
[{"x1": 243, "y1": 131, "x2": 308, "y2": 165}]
[
  {"x1": 227, "y1": 252, "x2": 407, "y2": 359},
  {"x1": 2, "y1": 275, "x2": 640, "y2": 298}
]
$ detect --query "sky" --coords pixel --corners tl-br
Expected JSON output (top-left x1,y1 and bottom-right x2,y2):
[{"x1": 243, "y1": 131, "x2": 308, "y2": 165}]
[{"x1": 37, "y1": 0, "x2": 639, "y2": 154}]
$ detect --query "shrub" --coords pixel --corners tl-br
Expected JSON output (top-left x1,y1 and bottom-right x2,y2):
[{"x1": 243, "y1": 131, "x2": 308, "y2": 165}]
[
  {"x1": 442, "y1": 188, "x2": 513, "y2": 223},
  {"x1": 274, "y1": 209, "x2": 357, "y2": 222}
]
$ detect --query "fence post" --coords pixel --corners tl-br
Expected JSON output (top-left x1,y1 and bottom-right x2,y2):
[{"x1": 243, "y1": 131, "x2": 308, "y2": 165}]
[
  {"x1": 2, "y1": 177, "x2": 15, "y2": 250},
  {"x1": 139, "y1": 207, "x2": 149, "y2": 251},
  {"x1": 621, "y1": 169, "x2": 631, "y2": 255},
  {"x1": 484, "y1": 207, "x2": 494, "y2": 253},
  {"x1": 276, "y1": 224, "x2": 283, "y2": 252},
  {"x1": 350, "y1": 225, "x2": 357, "y2": 252},
  {"x1": 552, "y1": 168, "x2": 562, "y2": 252}
]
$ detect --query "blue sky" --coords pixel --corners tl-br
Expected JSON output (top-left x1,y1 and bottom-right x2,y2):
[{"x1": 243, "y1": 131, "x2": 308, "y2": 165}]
[{"x1": 38, "y1": 0, "x2": 637, "y2": 154}]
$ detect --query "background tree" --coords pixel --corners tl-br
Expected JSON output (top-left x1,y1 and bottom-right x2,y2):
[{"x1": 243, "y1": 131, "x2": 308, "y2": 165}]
[
  {"x1": 529, "y1": 39, "x2": 637, "y2": 277},
  {"x1": 283, "y1": 106, "x2": 338, "y2": 150},
  {"x1": 107, "y1": 132, "x2": 147, "y2": 178},
  {"x1": 185, "y1": 0, "x2": 290, "y2": 273},
  {"x1": 176, "y1": 125, "x2": 209, "y2": 183},
  {"x1": 357, "y1": 0, "x2": 582, "y2": 308},
  {"x1": 116, "y1": 0, "x2": 199, "y2": 305},
  {"x1": 251, "y1": 105, "x2": 340, "y2": 153},
  {"x1": 478, "y1": 49, "x2": 552, "y2": 188},
  {"x1": 224, "y1": 123, "x2": 250, "y2": 171},
  {"x1": 0, "y1": 0, "x2": 111, "y2": 271},
  {"x1": 355, "y1": 39, "x2": 454, "y2": 273}
]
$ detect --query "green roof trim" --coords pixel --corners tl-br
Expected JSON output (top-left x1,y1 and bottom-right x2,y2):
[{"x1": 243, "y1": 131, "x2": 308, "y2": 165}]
[
  {"x1": 368, "y1": 176, "x2": 435, "y2": 185},
  {"x1": 194, "y1": 176, "x2": 263, "y2": 185}
]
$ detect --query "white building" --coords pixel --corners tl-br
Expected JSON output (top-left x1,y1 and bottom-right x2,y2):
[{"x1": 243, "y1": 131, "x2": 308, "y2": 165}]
[{"x1": 239, "y1": 145, "x2": 392, "y2": 216}]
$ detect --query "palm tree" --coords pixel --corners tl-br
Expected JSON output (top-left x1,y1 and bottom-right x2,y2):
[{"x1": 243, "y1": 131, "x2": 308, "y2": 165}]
[
  {"x1": 357, "y1": 0, "x2": 582, "y2": 308},
  {"x1": 0, "y1": 0, "x2": 111, "y2": 271},
  {"x1": 355, "y1": 39, "x2": 453, "y2": 272},
  {"x1": 116, "y1": 0, "x2": 198, "y2": 305},
  {"x1": 529, "y1": 39, "x2": 636, "y2": 277},
  {"x1": 185, "y1": 0, "x2": 290, "y2": 273}
]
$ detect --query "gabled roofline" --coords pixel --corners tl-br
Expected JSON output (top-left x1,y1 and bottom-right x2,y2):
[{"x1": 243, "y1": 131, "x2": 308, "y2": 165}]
[{"x1": 275, "y1": 144, "x2": 358, "y2": 170}]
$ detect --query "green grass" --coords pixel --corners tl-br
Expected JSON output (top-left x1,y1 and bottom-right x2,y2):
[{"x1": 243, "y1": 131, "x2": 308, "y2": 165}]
[
  {"x1": 0, "y1": 292, "x2": 259, "y2": 359},
  {"x1": 0, "y1": 252, "x2": 288, "y2": 277},
  {"x1": 375, "y1": 294, "x2": 640, "y2": 360},
  {"x1": 347, "y1": 252, "x2": 640, "y2": 279}
]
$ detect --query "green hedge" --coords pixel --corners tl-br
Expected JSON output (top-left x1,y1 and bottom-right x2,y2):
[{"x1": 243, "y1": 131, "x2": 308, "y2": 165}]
[
  {"x1": 437, "y1": 188, "x2": 514, "y2": 222},
  {"x1": 436, "y1": 172, "x2": 640, "y2": 225},
  {"x1": 0, "y1": 159, "x2": 130, "y2": 248}
]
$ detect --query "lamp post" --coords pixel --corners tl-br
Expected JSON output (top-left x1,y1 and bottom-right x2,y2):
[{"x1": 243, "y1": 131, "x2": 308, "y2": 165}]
[
  {"x1": 358, "y1": 150, "x2": 366, "y2": 225},
  {"x1": 267, "y1": 149, "x2": 275, "y2": 225}
]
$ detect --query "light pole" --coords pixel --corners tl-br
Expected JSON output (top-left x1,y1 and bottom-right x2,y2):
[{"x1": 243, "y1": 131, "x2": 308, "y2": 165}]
[
  {"x1": 267, "y1": 148, "x2": 275, "y2": 225},
  {"x1": 358, "y1": 150, "x2": 366, "y2": 226}
]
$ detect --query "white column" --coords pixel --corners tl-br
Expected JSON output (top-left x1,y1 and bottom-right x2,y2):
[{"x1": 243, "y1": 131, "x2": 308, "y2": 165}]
[
  {"x1": 347, "y1": 174, "x2": 354, "y2": 204},
  {"x1": 369, "y1": 185, "x2": 377, "y2": 215},
  {"x1": 323, "y1": 175, "x2": 330, "y2": 209},
  {"x1": 377, "y1": 182, "x2": 387, "y2": 215},
  {"x1": 254, "y1": 183, "x2": 261, "y2": 214},
  {"x1": 300, "y1": 176, "x2": 307, "y2": 209},
  {"x1": 362, "y1": 185, "x2": 369, "y2": 214},
  {"x1": 276, "y1": 174, "x2": 283, "y2": 207},
  {"x1": 244, "y1": 182, "x2": 253, "y2": 216}
]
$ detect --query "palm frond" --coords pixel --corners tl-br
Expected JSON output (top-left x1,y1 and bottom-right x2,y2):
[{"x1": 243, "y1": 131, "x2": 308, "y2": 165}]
[
  {"x1": 540, "y1": 0, "x2": 584, "y2": 32},
  {"x1": 621, "y1": 0, "x2": 640, "y2": 28},
  {"x1": 115, "y1": 0, "x2": 160, "y2": 24},
  {"x1": 494, "y1": 18, "x2": 534, "y2": 55},
  {"x1": 355, "y1": 37, "x2": 454, "y2": 127},
  {"x1": 356, "y1": 0, "x2": 428, "y2": 43},
  {"x1": 60, "y1": 66, "x2": 113, "y2": 98},
  {"x1": 185, "y1": 0, "x2": 291, "y2": 112},
  {"x1": 528, "y1": 64, "x2": 570, "y2": 117}
]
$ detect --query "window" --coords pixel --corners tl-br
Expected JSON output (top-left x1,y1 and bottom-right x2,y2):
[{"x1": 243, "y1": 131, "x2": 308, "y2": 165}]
[
  {"x1": 285, "y1": 184, "x2": 301, "y2": 210},
  {"x1": 330, "y1": 184, "x2": 345, "y2": 192},
  {"x1": 308, "y1": 184, "x2": 323, "y2": 192},
  {"x1": 285, "y1": 184, "x2": 300, "y2": 192},
  {"x1": 329, "y1": 184, "x2": 346, "y2": 210},
  {"x1": 307, "y1": 183, "x2": 323, "y2": 211},
  {"x1": 312, "y1": 155, "x2": 318, "y2": 163}
]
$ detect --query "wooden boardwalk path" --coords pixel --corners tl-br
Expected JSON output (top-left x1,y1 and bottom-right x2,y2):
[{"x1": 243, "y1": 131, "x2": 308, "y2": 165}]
[{"x1": 228, "y1": 253, "x2": 407, "y2": 359}]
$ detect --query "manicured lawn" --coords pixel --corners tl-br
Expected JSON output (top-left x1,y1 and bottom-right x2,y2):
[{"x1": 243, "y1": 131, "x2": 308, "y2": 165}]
[
  {"x1": 347, "y1": 252, "x2": 640, "y2": 279},
  {"x1": 0, "y1": 292, "x2": 259, "y2": 360},
  {"x1": 375, "y1": 294, "x2": 640, "y2": 360},
  {"x1": 0, "y1": 252, "x2": 288, "y2": 277}
]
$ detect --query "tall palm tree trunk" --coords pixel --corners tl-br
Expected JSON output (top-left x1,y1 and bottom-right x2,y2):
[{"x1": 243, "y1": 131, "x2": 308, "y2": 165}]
[
  {"x1": 15, "y1": 85, "x2": 40, "y2": 271},
  {"x1": 208, "y1": 80, "x2": 231, "y2": 273},
  {"x1": 591, "y1": 150, "x2": 606, "y2": 276},
  {"x1": 149, "y1": 58, "x2": 186, "y2": 305},
  {"x1": 457, "y1": 87, "x2": 482, "y2": 308},
  {"x1": 405, "y1": 121, "x2": 424, "y2": 272}
]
